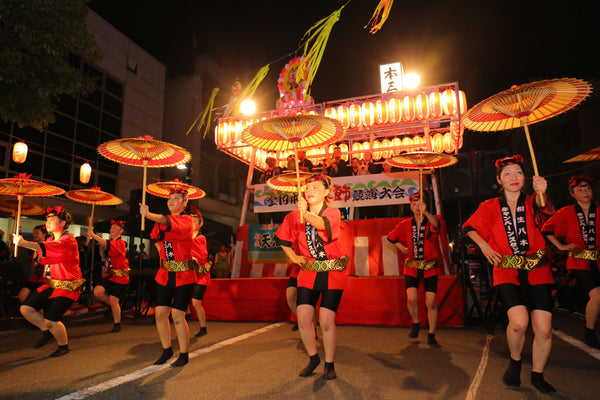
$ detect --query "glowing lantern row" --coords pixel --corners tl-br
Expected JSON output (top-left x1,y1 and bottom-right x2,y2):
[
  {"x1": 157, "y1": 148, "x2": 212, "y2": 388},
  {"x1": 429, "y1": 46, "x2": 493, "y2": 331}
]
[{"x1": 12, "y1": 141, "x2": 28, "y2": 164}]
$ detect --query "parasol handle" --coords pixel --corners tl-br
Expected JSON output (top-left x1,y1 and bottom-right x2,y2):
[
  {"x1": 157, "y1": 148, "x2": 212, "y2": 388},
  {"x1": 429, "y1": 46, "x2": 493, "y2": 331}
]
[
  {"x1": 293, "y1": 144, "x2": 304, "y2": 224},
  {"x1": 418, "y1": 168, "x2": 424, "y2": 204},
  {"x1": 521, "y1": 119, "x2": 546, "y2": 207},
  {"x1": 89, "y1": 203, "x2": 95, "y2": 230},
  {"x1": 14, "y1": 195, "x2": 23, "y2": 257},
  {"x1": 141, "y1": 160, "x2": 148, "y2": 231}
]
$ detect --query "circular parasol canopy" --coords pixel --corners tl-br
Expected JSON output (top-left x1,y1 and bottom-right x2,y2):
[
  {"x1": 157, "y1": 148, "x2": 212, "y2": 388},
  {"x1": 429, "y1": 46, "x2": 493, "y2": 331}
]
[
  {"x1": 146, "y1": 179, "x2": 206, "y2": 200},
  {"x1": 98, "y1": 135, "x2": 191, "y2": 167},
  {"x1": 386, "y1": 152, "x2": 458, "y2": 170},
  {"x1": 242, "y1": 114, "x2": 345, "y2": 151},
  {"x1": 564, "y1": 146, "x2": 600, "y2": 163},
  {"x1": 266, "y1": 172, "x2": 313, "y2": 192},
  {"x1": 65, "y1": 187, "x2": 123, "y2": 206},
  {"x1": 0, "y1": 173, "x2": 65, "y2": 197},
  {"x1": 0, "y1": 198, "x2": 45, "y2": 216},
  {"x1": 463, "y1": 78, "x2": 592, "y2": 132}
]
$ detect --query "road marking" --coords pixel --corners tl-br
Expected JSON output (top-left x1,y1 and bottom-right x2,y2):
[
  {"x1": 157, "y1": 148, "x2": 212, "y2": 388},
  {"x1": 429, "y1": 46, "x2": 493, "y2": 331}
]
[
  {"x1": 553, "y1": 329, "x2": 600, "y2": 361},
  {"x1": 54, "y1": 322, "x2": 285, "y2": 400},
  {"x1": 465, "y1": 335, "x2": 493, "y2": 400}
]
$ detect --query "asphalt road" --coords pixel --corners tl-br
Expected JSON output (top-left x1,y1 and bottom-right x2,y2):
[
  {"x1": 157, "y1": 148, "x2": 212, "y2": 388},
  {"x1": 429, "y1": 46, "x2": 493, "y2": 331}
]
[{"x1": 0, "y1": 309, "x2": 598, "y2": 400}]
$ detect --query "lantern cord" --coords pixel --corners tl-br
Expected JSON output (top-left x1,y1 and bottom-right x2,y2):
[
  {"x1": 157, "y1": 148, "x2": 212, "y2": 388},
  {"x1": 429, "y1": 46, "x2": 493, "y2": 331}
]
[
  {"x1": 365, "y1": 0, "x2": 395, "y2": 34},
  {"x1": 186, "y1": 87, "x2": 220, "y2": 137}
]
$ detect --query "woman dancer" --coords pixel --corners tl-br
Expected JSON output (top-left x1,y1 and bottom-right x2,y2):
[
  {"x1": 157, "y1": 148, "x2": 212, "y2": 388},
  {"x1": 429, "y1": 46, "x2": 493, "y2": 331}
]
[
  {"x1": 88, "y1": 219, "x2": 129, "y2": 333},
  {"x1": 276, "y1": 173, "x2": 349, "y2": 380},
  {"x1": 190, "y1": 212, "x2": 210, "y2": 338},
  {"x1": 387, "y1": 192, "x2": 441, "y2": 345},
  {"x1": 140, "y1": 187, "x2": 195, "y2": 367},
  {"x1": 464, "y1": 155, "x2": 556, "y2": 393},
  {"x1": 17, "y1": 225, "x2": 51, "y2": 306},
  {"x1": 15, "y1": 206, "x2": 83, "y2": 357},
  {"x1": 542, "y1": 176, "x2": 600, "y2": 348}
]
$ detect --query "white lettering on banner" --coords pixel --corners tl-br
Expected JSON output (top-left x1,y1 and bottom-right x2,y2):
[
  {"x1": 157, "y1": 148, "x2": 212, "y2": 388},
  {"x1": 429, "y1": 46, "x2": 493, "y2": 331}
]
[{"x1": 253, "y1": 172, "x2": 419, "y2": 213}]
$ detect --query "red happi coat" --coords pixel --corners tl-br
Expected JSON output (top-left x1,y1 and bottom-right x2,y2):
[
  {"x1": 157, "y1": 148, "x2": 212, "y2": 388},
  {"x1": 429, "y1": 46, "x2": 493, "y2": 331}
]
[
  {"x1": 102, "y1": 238, "x2": 130, "y2": 285},
  {"x1": 463, "y1": 195, "x2": 554, "y2": 286},
  {"x1": 192, "y1": 233, "x2": 211, "y2": 286},
  {"x1": 37, "y1": 234, "x2": 82, "y2": 301},
  {"x1": 151, "y1": 214, "x2": 195, "y2": 287},
  {"x1": 542, "y1": 204, "x2": 599, "y2": 271},
  {"x1": 275, "y1": 206, "x2": 348, "y2": 290},
  {"x1": 27, "y1": 250, "x2": 46, "y2": 284},
  {"x1": 387, "y1": 216, "x2": 442, "y2": 278}
]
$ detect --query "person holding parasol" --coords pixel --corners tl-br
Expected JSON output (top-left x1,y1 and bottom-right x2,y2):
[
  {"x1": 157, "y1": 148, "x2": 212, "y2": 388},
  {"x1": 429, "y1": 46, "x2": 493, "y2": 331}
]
[
  {"x1": 190, "y1": 212, "x2": 210, "y2": 338},
  {"x1": 14, "y1": 206, "x2": 83, "y2": 357},
  {"x1": 139, "y1": 185, "x2": 195, "y2": 367},
  {"x1": 542, "y1": 176, "x2": 600, "y2": 348},
  {"x1": 275, "y1": 173, "x2": 349, "y2": 380},
  {"x1": 463, "y1": 155, "x2": 556, "y2": 393},
  {"x1": 386, "y1": 191, "x2": 442, "y2": 346},
  {"x1": 87, "y1": 219, "x2": 130, "y2": 333}
]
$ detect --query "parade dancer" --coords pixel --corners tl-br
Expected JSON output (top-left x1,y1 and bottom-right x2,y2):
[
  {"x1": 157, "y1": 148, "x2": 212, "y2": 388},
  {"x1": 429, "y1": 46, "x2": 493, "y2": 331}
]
[
  {"x1": 276, "y1": 173, "x2": 349, "y2": 380},
  {"x1": 140, "y1": 187, "x2": 195, "y2": 367},
  {"x1": 17, "y1": 225, "x2": 50, "y2": 306},
  {"x1": 542, "y1": 176, "x2": 600, "y2": 348},
  {"x1": 87, "y1": 219, "x2": 129, "y2": 333},
  {"x1": 190, "y1": 212, "x2": 210, "y2": 338},
  {"x1": 14, "y1": 206, "x2": 83, "y2": 357},
  {"x1": 387, "y1": 192, "x2": 441, "y2": 345},
  {"x1": 464, "y1": 155, "x2": 556, "y2": 393}
]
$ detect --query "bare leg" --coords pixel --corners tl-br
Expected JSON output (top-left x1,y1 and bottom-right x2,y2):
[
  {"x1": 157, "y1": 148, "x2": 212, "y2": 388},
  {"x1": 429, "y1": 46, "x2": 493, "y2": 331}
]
[
  {"x1": 93, "y1": 285, "x2": 110, "y2": 304},
  {"x1": 46, "y1": 320, "x2": 68, "y2": 346},
  {"x1": 585, "y1": 287, "x2": 600, "y2": 330},
  {"x1": 191, "y1": 298, "x2": 206, "y2": 327},
  {"x1": 18, "y1": 287, "x2": 31, "y2": 304},
  {"x1": 154, "y1": 306, "x2": 172, "y2": 348},
  {"x1": 20, "y1": 305, "x2": 47, "y2": 330},
  {"x1": 506, "y1": 305, "x2": 528, "y2": 361},
  {"x1": 297, "y1": 304, "x2": 316, "y2": 355},
  {"x1": 530, "y1": 309, "x2": 552, "y2": 373},
  {"x1": 171, "y1": 308, "x2": 190, "y2": 353},
  {"x1": 425, "y1": 291, "x2": 438, "y2": 333},
  {"x1": 406, "y1": 287, "x2": 419, "y2": 323},
  {"x1": 319, "y1": 307, "x2": 337, "y2": 363},
  {"x1": 286, "y1": 286, "x2": 297, "y2": 315},
  {"x1": 109, "y1": 295, "x2": 121, "y2": 324}
]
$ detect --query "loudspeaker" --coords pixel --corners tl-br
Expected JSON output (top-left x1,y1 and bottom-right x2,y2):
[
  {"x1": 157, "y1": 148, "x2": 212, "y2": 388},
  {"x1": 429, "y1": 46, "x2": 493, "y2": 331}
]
[
  {"x1": 441, "y1": 152, "x2": 474, "y2": 200},
  {"x1": 476, "y1": 150, "x2": 509, "y2": 197}
]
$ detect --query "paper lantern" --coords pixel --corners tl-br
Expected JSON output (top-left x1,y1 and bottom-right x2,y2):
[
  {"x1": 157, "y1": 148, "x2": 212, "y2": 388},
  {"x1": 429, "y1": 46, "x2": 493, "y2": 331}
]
[
  {"x1": 352, "y1": 142, "x2": 362, "y2": 153},
  {"x1": 402, "y1": 136, "x2": 413, "y2": 148},
  {"x1": 388, "y1": 97, "x2": 402, "y2": 123},
  {"x1": 429, "y1": 91, "x2": 443, "y2": 118},
  {"x1": 337, "y1": 105, "x2": 350, "y2": 129},
  {"x1": 432, "y1": 133, "x2": 444, "y2": 153},
  {"x1": 79, "y1": 162, "x2": 92, "y2": 184},
  {"x1": 403, "y1": 96, "x2": 416, "y2": 121},
  {"x1": 443, "y1": 132, "x2": 454, "y2": 153},
  {"x1": 348, "y1": 103, "x2": 361, "y2": 128},
  {"x1": 12, "y1": 141, "x2": 28, "y2": 164},
  {"x1": 381, "y1": 138, "x2": 391, "y2": 159},
  {"x1": 442, "y1": 89, "x2": 467, "y2": 116},
  {"x1": 362, "y1": 141, "x2": 370, "y2": 151},
  {"x1": 415, "y1": 93, "x2": 430, "y2": 120},
  {"x1": 372, "y1": 140, "x2": 382, "y2": 160},
  {"x1": 339, "y1": 143, "x2": 349, "y2": 161},
  {"x1": 392, "y1": 137, "x2": 402, "y2": 156},
  {"x1": 325, "y1": 107, "x2": 336, "y2": 120},
  {"x1": 361, "y1": 102, "x2": 375, "y2": 127},
  {"x1": 412, "y1": 135, "x2": 425, "y2": 150},
  {"x1": 375, "y1": 99, "x2": 389, "y2": 125}
]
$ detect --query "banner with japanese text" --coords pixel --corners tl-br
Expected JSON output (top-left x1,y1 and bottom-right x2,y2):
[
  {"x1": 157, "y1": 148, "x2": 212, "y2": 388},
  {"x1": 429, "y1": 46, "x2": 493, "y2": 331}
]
[
  {"x1": 253, "y1": 171, "x2": 420, "y2": 213},
  {"x1": 247, "y1": 223, "x2": 288, "y2": 263}
]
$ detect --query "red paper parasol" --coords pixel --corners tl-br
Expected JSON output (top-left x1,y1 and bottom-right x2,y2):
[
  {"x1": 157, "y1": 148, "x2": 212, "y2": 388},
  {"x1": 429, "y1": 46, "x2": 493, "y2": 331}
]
[
  {"x1": 463, "y1": 78, "x2": 592, "y2": 205},
  {"x1": 98, "y1": 135, "x2": 191, "y2": 229},
  {"x1": 266, "y1": 172, "x2": 313, "y2": 192},
  {"x1": 146, "y1": 179, "x2": 206, "y2": 199},
  {"x1": 386, "y1": 152, "x2": 457, "y2": 202},
  {"x1": 65, "y1": 187, "x2": 122, "y2": 228},
  {"x1": 242, "y1": 115, "x2": 344, "y2": 221},
  {"x1": 564, "y1": 146, "x2": 600, "y2": 163},
  {"x1": 0, "y1": 173, "x2": 64, "y2": 255}
]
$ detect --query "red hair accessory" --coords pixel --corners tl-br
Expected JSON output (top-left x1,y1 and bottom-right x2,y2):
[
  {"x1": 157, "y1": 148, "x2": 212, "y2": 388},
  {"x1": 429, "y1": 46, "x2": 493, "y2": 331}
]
[
  {"x1": 111, "y1": 219, "x2": 125, "y2": 228},
  {"x1": 168, "y1": 179, "x2": 188, "y2": 195},
  {"x1": 409, "y1": 191, "x2": 421, "y2": 202},
  {"x1": 137, "y1": 135, "x2": 153, "y2": 140},
  {"x1": 46, "y1": 206, "x2": 65, "y2": 218},
  {"x1": 495, "y1": 154, "x2": 524, "y2": 169},
  {"x1": 569, "y1": 175, "x2": 592, "y2": 188},
  {"x1": 190, "y1": 212, "x2": 203, "y2": 220},
  {"x1": 305, "y1": 173, "x2": 332, "y2": 189},
  {"x1": 15, "y1": 173, "x2": 32, "y2": 179}
]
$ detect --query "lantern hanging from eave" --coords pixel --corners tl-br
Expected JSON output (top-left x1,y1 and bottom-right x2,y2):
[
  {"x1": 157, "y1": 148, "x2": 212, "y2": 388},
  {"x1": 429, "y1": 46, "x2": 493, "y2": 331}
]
[
  {"x1": 351, "y1": 141, "x2": 362, "y2": 154},
  {"x1": 361, "y1": 101, "x2": 375, "y2": 127},
  {"x1": 442, "y1": 89, "x2": 467, "y2": 116},
  {"x1": 325, "y1": 107, "x2": 336, "y2": 120},
  {"x1": 392, "y1": 137, "x2": 402, "y2": 156},
  {"x1": 339, "y1": 143, "x2": 349, "y2": 161},
  {"x1": 388, "y1": 97, "x2": 402, "y2": 124},
  {"x1": 412, "y1": 135, "x2": 425, "y2": 150},
  {"x1": 431, "y1": 133, "x2": 444, "y2": 153},
  {"x1": 337, "y1": 104, "x2": 350, "y2": 129},
  {"x1": 372, "y1": 140, "x2": 382, "y2": 160},
  {"x1": 415, "y1": 93, "x2": 430, "y2": 120},
  {"x1": 429, "y1": 91, "x2": 443, "y2": 118},
  {"x1": 375, "y1": 99, "x2": 389, "y2": 125},
  {"x1": 403, "y1": 96, "x2": 416, "y2": 121},
  {"x1": 381, "y1": 138, "x2": 391, "y2": 159},
  {"x1": 348, "y1": 103, "x2": 361, "y2": 129},
  {"x1": 79, "y1": 162, "x2": 92, "y2": 184},
  {"x1": 12, "y1": 141, "x2": 28, "y2": 164},
  {"x1": 402, "y1": 136, "x2": 413, "y2": 149},
  {"x1": 362, "y1": 141, "x2": 370, "y2": 151},
  {"x1": 443, "y1": 132, "x2": 454, "y2": 153}
]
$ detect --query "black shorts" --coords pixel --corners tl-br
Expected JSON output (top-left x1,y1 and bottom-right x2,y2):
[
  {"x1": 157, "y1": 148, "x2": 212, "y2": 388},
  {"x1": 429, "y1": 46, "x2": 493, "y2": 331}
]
[
  {"x1": 287, "y1": 277, "x2": 298, "y2": 288},
  {"x1": 496, "y1": 283, "x2": 553, "y2": 312},
  {"x1": 22, "y1": 280, "x2": 45, "y2": 292},
  {"x1": 297, "y1": 287, "x2": 344, "y2": 313},
  {"x1": 405, "y1": 270, "x2": 438, "y2": 293},
  {"x1": 23, "y1": 288, "x2": 74, "y2": 322},
  {"x1": 97, "y1": 277, "x2": 128, "y2": 299},
  {"x1": 572, "y1": 269, "x2": 600, "y2": 295},
  {"x1": 191, "y1": 284, "x2": 207, "y2": 301},
  {"x1": 155, "y1": 282, "x2": 194, "y2": 311}
]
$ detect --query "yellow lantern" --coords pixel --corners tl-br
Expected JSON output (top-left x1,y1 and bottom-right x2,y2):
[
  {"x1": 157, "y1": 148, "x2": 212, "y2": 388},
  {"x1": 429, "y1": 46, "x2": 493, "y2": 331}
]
[
  {"x1": 443, "y1": 132, "x2": 454, "y2": 153},
  {"x1": 362, "y1": 141, "x2": 370, "y2": 151},
  {"x1": 12, "y1": 141, "x2": 28, "y2": 164},
  {"x1": 403, "y1": 96, "x2": 416, "y2": 121},
  {"x1": 412, "y1": 135, "x2": 425, "y2": 150},
  {"x1": 339, "y1": 143, "x2": 349, "y2": 161},
  {"x1": 337, "y1": 105, "x2": 350, "y2": 129},
  {"x1": 361, "y1": 102, "x2": 375, "y2": 127},
  {"x1": 79, "y1": 162, "x2": 92, "y2": 184},
  {"x1": 432, "y1": 133, "x2": 444, "y2": 153},
  {"x1": 348, "y1": 103, "x2": 361, "y2": 128},
  {"x1": 375, "y1": 99, "x2": 389, "y2": 125},
  {"x1": 429, "y1": 91, "x2": 443, "y2": 118},
  {"x1": 325, "y1": 107, "x2": 336, "y2": 120},
  {"x1": 392, "y1": 137, "x2": 402, "y2": 156},
  {"x1": 402, "y1": 136, "x2": 413, "y2": 149},
  {"x1": 415, "y1": 93, "x2": 430, "y2": 120},
  {"x1": 381, "y1": 138, "x2": 391, "y2": 159},
  {"x1": 352, "y1": 141, "x2": 362, "y2": 153},
  {"x1": 388, "y1": 97, "x2": 402, "y2": 123},
  {"x1": 442, "y1": 89, "x2": 467, "y2": 116},
  {"x1": 372, "y1": 140, "x2": 381, "y2": 160}
]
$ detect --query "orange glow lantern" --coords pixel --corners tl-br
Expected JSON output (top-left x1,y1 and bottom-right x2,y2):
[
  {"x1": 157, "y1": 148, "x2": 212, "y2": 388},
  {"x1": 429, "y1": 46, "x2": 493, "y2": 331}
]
[
  {"x1": 362, "y1": 141, "x2": 370, "y2": 151},
  {"x1": 348, "y1": 103, "x2": 361, "y2": 128},
  {"x1": 361, "y1": 102, "x2": 375, "y2": 127},
  {"x1": 339, "y1": 143, "x2": 349, "y2": 161},
  {"x1": 372, "y1": 140, "x2": 382, "y2": 160},
  {"x1": 432, "y1": 133, "x2": 444, "y2": 153},
  {"x1": 412, "y1": 135, "x2": 425, "y2": 150},
  {"x1": 381, "y1": 138, "x2": 391, "y2": 159},
  {"x1": 79, "y1": 162, "x2": 92, "y2": 184},
  {"x1": 429, "y1": 91, "x2": 443, "y2": 118},
  {"x1": 403, "y1": 96, "x2": 416, "y2": 121},
  {"x1": 337, "y1": 105, "x2": 350, "y2": 129},
  {"x1": 388, "y1": 97, "x2": 402, "y2": 123},
  {"x1": 325, "y1": 107, "x2": 336, "y2": 120},
  {"x1": 392, "y1": 137, "x2": 402, "y2": 156},
  {"x1": 12, "y1": 141, "x2": 28, "y2": 164},
  {"x1": 415, "y1": 93, "x2": 430, "y2": 120},
  {"x1": 402, "y1": 136, "x2": 413, "y2": 148},
  {"x1": 352, "y1": 141, "x2": 362, "y2": 154},
  {"x1": 443, "y1": 132, "x2": 454, "y2": 153},
  {"x1": 442, "y1": 89, "x2": 467, "y2": 115},
  {"x1": 375, "y1": 99, "x2": 389, "y2": 125}
]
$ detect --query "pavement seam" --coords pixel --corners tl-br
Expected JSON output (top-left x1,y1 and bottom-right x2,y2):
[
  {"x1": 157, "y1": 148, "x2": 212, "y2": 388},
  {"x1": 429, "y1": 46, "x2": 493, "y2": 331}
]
[{"x1": 465, "y1": 334, "x2": 493, "y2": 400}]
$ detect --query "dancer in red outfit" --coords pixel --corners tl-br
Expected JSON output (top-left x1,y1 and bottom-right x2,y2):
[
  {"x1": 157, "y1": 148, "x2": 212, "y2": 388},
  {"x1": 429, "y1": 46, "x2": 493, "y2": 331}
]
[
  {"x1": 14, "y1": 206, "x2": 83, "y2": 357},
  {"x1": 542, "y1": 176, "x2": 600, "y2": 348},
  {"x1": 276, "y1": 173, "x2": 349, "y2": 380},
  {"x1": 387, "y1": 192, "x2": 441, "y2": 345},
  {"x1": 190, "y1": 212, "x2": 210, "y2": 338},
  {"x1": 140, "y1": 189, "x2": 194, "y2": 367},
  {"x1": 88, "y1": 220, "x2": 129, "y2": 333},
  {"x1": 17, "y1": 225, "x2": 51, "y2": 305},
  {"x1": 464, "y1": 155, "x2": 556, "y2": 393}
]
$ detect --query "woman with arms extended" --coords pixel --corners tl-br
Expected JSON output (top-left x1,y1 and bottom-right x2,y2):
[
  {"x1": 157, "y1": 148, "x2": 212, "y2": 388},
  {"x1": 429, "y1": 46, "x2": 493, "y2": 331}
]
[
  {"x1": 88, "y1": 219, "x2": 129, "y2": 333},
  {"x1": 275, "y1": 173, "x2": 349, "y2": 380},
  {"x1": 463, "y1": 155, "x2": 556, "y2": 393},
  {"x1": 140, "y1": 187, "x2": 195, "y2": 367},
  {"x1": 15, "y1": 206, "x2": 83, "y2": 357},
  {"x1": 542, "y1": 175, "x2": 600, "y2": 348}
]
